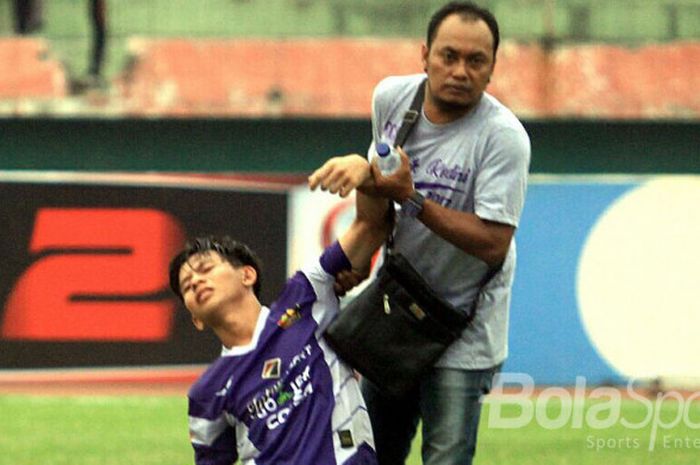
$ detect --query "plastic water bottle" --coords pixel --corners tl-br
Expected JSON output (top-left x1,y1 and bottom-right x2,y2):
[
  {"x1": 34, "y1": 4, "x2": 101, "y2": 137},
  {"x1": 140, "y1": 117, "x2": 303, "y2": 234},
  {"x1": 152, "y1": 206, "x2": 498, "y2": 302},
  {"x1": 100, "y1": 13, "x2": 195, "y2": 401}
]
[{"x1": 375, "y1": 142, "x2": 401, "y2": 176}]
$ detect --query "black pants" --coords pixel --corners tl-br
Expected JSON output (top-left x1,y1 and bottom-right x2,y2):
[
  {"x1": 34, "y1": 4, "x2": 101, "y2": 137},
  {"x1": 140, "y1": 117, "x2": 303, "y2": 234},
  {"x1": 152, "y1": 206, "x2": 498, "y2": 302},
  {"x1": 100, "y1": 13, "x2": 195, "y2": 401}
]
[{"x1": 14, "y1": 0, "x2": 43, "y2": 34}]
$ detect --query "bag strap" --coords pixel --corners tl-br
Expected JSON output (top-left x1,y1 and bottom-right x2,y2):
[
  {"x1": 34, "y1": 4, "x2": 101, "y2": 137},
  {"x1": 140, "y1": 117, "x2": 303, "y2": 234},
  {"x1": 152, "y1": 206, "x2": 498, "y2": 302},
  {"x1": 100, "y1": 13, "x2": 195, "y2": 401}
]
[
  {"x1": 393, "y1": 78, "x2": 426, "y2": 149},
  {"x1": 383, "y1": 77, "x2": 502, "y2": 328},
  {"x1": 385, "y1": 78, "x2": 425, "y2": 252}
]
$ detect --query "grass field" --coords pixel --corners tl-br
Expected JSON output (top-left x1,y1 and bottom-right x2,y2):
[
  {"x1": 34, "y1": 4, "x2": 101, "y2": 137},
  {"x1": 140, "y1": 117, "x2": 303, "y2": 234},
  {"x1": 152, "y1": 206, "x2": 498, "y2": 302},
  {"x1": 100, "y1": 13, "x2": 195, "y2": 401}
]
[{"x1": 2, "y1": 393, "x2": 699, "y2": 465}]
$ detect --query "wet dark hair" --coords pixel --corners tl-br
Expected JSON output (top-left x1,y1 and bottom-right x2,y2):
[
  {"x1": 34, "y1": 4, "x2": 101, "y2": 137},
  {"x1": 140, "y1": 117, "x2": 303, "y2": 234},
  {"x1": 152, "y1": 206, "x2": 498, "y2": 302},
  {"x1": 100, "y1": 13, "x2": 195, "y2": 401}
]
[
  {"x1": 426, "y1": 1, "x2": 500, "y2": 58},
  {"x1": 169, "y1": 235, "x2": 263, "y2": 300}
]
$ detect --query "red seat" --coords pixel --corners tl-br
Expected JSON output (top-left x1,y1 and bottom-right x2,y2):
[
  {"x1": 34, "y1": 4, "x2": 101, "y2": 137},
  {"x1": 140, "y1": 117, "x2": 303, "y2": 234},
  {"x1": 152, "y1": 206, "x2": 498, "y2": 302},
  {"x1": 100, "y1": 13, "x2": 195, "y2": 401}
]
[
  {"x1": 118, "y1": 38, "x2": 700, "y2": 118},
  {"x1": 0, "y1": 38, "x2": 67, "y2": 99}
]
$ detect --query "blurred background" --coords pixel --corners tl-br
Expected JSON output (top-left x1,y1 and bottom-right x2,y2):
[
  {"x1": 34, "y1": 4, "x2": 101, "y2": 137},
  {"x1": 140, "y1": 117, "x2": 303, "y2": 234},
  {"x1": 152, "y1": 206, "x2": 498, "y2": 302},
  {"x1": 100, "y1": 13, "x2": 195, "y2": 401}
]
[
  {"x1": 1, "y1": 0, "x2": 699, "y2": 117},
  {"x1": 1, "y1": 1, "x2": 699, "y2": 464}
]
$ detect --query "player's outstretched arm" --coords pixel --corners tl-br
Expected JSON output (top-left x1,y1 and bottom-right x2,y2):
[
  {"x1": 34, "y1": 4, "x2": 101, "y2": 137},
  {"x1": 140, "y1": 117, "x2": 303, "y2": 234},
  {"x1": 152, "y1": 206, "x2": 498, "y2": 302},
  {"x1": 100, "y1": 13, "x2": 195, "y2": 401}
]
[
  {"x1": 338, "y1": 189, "x2": 390, "y2": 273},
  {"x1": 309, "y1": 154, "x2": 390, "y2": 272}
]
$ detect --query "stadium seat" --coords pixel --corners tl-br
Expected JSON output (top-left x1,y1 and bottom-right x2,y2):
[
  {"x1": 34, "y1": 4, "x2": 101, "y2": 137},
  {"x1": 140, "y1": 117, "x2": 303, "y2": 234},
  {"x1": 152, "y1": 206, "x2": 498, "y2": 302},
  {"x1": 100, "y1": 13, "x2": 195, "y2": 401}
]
[
  {"x1": 118, "y1": 38, "x2": 423, "y2": 116},
  {"x1": 0, "y1": 38, "x2": 67, "y2": 103}
]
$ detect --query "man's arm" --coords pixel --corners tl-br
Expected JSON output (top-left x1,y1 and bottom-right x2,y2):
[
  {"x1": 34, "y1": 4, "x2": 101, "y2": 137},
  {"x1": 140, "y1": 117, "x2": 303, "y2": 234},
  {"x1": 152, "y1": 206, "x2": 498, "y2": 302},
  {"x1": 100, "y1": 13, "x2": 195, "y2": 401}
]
[
  {"x1": 337, "y1": 189, "x2": 390, "y2": 272},
  {"x1": 309, "y1": 151, "x2": 511, "y2": 268},
  {"x1": 366, "y1": 148, "x2": 514, "y2": 268},
  {"x1": 414, "y1": 199, "x2": 514, "y2": 267}
]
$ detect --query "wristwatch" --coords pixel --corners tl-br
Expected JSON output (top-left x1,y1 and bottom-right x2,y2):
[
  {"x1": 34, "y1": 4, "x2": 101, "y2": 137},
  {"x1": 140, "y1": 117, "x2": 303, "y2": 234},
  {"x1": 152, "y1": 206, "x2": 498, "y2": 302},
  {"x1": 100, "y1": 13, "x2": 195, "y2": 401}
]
[{"x1": 400, "y1": 191, "x2": 425, "y2": 218}]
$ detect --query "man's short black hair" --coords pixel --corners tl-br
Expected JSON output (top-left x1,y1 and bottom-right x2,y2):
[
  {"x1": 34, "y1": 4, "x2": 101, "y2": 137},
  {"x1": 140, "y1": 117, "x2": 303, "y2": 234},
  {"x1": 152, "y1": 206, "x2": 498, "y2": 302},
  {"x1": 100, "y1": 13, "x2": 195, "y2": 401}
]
[
  {"x1": 169, "y1": 235, "x2": 263, "y2": 301},
  {"x1": 426, "y1": 1, "x2": 500, "y2": 58}
]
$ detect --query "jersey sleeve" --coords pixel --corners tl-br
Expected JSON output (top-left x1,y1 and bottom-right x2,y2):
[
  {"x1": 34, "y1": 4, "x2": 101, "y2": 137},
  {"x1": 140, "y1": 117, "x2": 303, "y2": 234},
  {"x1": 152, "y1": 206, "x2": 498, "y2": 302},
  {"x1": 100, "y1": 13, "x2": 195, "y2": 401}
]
[
  {"x1": 188, "y1": 402, "x2": 238, "y2": 465},
  {"x1": 270, "y1": 241, "x2": 352, "y2": 332},
  {"x1": 300, "y1": 241, "x2": 352, "y2": 330},
  {"x1": 474, "y1": 125, "x2": 531, "y2": 227}
]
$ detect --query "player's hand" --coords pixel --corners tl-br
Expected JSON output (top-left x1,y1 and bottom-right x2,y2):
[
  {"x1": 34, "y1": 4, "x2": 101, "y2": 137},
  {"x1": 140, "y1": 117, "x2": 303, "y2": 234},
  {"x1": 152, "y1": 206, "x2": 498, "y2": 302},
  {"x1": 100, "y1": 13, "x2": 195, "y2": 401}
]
[
  {"x1": 370, "y1": 146, "x2": 415, "y2": 202},
  {"x1": 333, "y1": 268, "x2": 369, "y2": 296},
  {"x1": 308, "y1": 154, "x2": 373, "y2": 198}
]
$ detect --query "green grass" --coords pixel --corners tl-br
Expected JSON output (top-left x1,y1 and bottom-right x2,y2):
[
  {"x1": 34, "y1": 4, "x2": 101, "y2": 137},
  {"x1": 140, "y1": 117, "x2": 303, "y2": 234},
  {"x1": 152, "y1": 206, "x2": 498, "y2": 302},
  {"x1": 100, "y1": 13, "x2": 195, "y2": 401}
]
[
  {"x1": 0, "y1": 395, "x2": 191, "y2": 465},
  {"x1": 1, "y1": 394, "x2": 699, "y2": 464},
  {"x1": 478, "y1": 396, "x2": 700, "y2": 465}
]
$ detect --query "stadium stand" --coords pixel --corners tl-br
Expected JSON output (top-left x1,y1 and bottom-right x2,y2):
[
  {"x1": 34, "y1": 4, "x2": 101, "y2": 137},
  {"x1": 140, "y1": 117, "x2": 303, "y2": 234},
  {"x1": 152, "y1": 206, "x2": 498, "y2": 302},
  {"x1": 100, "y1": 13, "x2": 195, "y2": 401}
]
[
  {"x1": 492, "y1": 41, "x2": 700, "y2": 118},
  {"x1": 1, "y1": 0, "x2": 699, "y2": 117},
  {"x1": 118, "y1": 38, "x2": 422, "y2": 117},
  {"x1": 118, "y1": 38, "x2": 700, "y2": 118}
]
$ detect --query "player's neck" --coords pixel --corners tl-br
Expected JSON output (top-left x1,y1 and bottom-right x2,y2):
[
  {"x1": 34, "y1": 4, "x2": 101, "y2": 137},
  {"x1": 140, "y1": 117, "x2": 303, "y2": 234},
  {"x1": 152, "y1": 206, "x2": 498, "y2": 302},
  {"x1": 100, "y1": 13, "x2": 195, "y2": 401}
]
[{"x1": 214, "y1": 295, "x2": 262, "y2": 349}]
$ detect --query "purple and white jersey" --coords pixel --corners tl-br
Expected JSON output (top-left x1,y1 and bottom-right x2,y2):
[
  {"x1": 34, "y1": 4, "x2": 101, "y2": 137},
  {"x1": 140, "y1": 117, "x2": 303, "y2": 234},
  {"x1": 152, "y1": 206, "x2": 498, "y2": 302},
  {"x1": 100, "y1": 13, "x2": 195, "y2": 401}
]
[{"x1": 187, "y1": 242, "x2": 377, "y2": 465}]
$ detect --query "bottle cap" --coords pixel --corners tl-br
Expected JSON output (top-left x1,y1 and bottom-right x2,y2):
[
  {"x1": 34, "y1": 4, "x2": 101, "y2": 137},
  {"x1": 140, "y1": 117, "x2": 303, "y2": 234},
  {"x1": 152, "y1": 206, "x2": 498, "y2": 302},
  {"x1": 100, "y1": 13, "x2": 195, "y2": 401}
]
[{"x1": 376, "y1": 143, "x2": 391, "y2": 157}]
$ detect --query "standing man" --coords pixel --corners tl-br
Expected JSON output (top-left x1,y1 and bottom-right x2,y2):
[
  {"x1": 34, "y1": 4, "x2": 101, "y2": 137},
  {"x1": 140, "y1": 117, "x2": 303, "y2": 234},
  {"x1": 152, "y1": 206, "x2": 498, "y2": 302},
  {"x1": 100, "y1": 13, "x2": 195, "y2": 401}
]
[
  {"x1": 88, "y1": 0, "x2": 107, "y2": 82},
  {"x1": 169, "y1": 155, "x2": 387, "y2": 465},
  {"x1": 13, "y1": 0, "x2": 43, "y2": 34},
  {"x1": 341, "y1": 2, "x2": 531, "y2": 464}
]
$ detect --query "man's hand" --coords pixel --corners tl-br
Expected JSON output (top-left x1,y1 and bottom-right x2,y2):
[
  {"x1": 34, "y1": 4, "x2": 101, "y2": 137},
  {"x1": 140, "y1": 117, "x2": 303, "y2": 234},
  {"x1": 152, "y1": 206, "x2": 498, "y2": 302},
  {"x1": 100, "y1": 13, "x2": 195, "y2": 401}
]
[
  {"x1": 333, "y1": 268, "x2": 370, "y2": 297},
  {"x1": 369, "y1": 146, "x2": 416, "y2": 202},
  {"x1": 308, "y1": 154, "x2": 372, "y2": 198}
]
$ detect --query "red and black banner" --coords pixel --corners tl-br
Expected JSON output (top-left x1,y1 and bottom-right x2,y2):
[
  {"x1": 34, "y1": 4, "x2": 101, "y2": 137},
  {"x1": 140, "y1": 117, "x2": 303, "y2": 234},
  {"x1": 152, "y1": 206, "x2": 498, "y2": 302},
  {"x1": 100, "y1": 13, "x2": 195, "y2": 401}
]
[{"x1": 0, "y1": 173, "x2": 291, "y2": 369}]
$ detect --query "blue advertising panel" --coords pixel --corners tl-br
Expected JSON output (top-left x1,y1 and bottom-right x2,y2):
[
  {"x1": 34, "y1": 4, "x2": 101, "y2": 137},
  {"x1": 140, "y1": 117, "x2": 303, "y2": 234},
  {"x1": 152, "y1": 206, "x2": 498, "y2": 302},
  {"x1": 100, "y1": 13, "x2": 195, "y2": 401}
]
[
  {"x1": 506, "y1": 176, "x2": 700, "y2": 385},
  {"x1": 506, "y1": 179, "x2": 638, "y2": 384}
]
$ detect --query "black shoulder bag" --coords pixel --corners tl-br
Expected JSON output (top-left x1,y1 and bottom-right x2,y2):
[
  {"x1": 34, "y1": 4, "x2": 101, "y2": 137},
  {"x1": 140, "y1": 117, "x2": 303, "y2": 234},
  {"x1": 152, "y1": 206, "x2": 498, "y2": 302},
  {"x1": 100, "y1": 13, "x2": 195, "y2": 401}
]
[{"x1": 324, "y1": 79, "x2": 501, "y2": 398}]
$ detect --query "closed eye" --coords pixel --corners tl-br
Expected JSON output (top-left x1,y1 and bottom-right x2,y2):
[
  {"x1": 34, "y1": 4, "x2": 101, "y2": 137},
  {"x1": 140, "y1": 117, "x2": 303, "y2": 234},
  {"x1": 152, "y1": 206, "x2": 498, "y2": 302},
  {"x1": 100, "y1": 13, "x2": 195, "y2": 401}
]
[{"x1": 201, "y1": 264, "x2": 214, "y2": 273}]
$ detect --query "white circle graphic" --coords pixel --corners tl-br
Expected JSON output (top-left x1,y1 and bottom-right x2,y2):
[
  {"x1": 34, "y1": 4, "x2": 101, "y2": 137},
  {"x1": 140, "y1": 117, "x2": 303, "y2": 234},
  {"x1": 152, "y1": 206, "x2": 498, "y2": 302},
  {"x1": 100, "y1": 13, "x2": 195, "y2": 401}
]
[{"x1": 577, "y1": 177, "x2": 700, "y2": 380}]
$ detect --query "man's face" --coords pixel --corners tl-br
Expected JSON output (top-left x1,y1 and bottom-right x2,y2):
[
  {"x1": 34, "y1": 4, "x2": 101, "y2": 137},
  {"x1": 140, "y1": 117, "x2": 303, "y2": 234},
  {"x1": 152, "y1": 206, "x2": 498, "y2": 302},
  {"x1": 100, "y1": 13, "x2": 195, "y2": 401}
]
[
  {"x1": 177, "y1": 251, "x2": 246, "y2": 329},
  {"x1": 422, "y1": 14, "x2": 495, "y2": 116}
]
